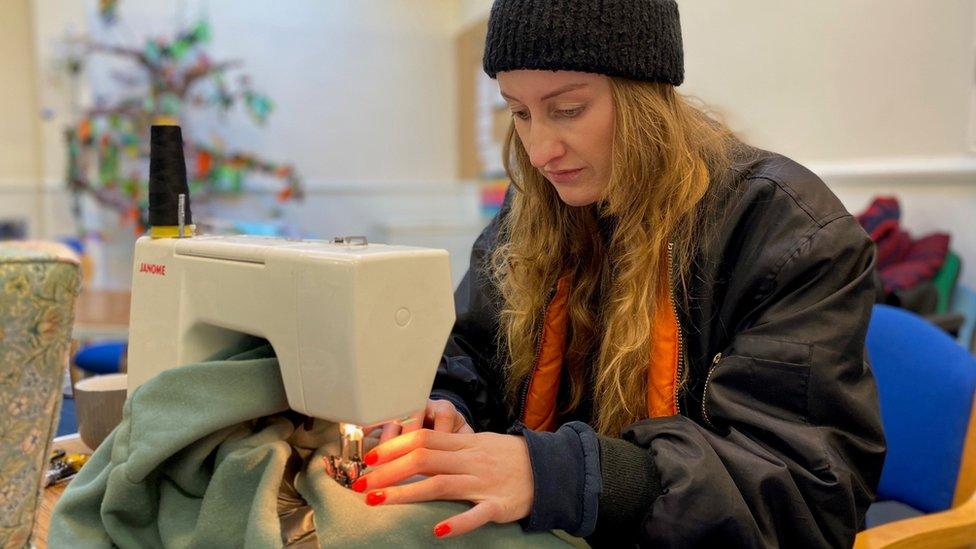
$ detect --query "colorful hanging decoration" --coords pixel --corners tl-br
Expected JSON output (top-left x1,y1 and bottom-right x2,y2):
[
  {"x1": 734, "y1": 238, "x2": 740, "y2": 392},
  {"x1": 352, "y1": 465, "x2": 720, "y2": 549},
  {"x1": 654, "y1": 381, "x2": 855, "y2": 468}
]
[
  {"x1": 479, "y1": 179, "x2": 509, "y2": 218},
  {"x1": 98, "y1": 0, "x2": 119, "y2": 25},
  {"x1": 63, "y1": 5, "x2": 302, "y2": 232}
]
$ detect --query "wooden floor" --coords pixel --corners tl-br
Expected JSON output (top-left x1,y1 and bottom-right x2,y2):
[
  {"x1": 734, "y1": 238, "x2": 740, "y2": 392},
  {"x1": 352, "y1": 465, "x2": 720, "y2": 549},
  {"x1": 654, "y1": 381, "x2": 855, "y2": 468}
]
[
  {"x1": 33, "y1": 483, "x2": 67, "y2": 548},
  {"x1": 32, "y1": 435, "x2": 90, "y2": 548}
]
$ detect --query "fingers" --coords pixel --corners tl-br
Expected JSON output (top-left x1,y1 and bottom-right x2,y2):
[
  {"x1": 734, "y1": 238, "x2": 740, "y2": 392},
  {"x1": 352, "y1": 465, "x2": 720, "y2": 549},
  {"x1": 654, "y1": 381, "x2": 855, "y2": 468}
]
[
  {"x1": 429, "y1": 402, "x2": 455, "y2": 433},
  {"x1": 366, "y1": 428, "x2": 470, "y2": 468},
  {"x1": 378, "y1": 421, "x2": 401, "y2": 444},
  {"x1": 362, "y1": 476, "x2": 499, "y2": 540},
  {"x1": 357, "y1": 447, "x2": 471, "y2": 492},
  {"x1": 428, "y1": 399, "x2": 469, "y2": 433},
  {"x1": 378, "y1": 407, "x2": 424, "y2": 443},
  {"x1": 433, "y1": 501, "x2": 498, "y2": 538},
  {"x1": 400, "y1": 409, "x2": 425, "y2": 435},
  {"x1": 362, "y1": 473, "x2": 477, "y2": 506},
  {"x1": 380, "y1": 401, "x2": 472, "y2": 447}
]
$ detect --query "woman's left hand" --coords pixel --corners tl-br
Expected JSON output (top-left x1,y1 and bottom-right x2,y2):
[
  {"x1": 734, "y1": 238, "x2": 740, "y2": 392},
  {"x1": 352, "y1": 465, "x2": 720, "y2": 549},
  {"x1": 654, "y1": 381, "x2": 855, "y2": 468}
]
[{"x1": 350, "y1": 429, "x2": 534, "y2": 539}]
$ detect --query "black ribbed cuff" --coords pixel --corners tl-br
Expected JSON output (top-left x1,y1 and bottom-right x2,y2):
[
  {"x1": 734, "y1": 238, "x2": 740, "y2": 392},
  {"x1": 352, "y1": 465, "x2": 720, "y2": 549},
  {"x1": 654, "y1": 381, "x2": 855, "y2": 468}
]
[
  {"x1": 513, "y1": 422, "x2": 602, "y2": 537},
  {"x1": 589, "y1": 435, "x2": 662, "y2": 543}
]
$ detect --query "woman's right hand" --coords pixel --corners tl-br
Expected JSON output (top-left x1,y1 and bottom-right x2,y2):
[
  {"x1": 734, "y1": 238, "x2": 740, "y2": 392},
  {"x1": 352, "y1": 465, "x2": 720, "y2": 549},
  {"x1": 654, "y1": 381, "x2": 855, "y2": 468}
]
[{"x1": 378, "y1": 398, "x2": 473, "y2": 443}]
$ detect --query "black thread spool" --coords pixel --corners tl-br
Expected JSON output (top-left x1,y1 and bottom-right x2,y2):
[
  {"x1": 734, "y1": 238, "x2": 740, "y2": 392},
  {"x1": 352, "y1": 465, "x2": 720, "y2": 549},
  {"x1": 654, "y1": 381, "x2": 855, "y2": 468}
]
[{"x1": 148, "y1": 125, "x2": 193, "y2": 230}]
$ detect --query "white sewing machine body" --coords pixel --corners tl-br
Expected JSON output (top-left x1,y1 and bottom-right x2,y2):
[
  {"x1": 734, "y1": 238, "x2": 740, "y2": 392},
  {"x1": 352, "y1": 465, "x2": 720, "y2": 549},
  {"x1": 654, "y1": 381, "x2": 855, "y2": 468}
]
[{"x1": 126, "y1": 234, "x2": 455, "y2": 428}]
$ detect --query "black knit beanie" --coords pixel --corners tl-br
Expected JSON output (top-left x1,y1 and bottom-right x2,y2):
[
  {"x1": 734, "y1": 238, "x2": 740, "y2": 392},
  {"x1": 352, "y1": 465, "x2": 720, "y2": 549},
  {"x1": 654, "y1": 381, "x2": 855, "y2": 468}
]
[{"x1": 483, "y1": 0, "x2": 684, "y2": 86}]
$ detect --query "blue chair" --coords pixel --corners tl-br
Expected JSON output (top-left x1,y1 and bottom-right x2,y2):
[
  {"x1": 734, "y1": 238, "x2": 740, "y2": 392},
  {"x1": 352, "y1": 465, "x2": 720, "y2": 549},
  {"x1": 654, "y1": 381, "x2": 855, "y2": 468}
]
[
  {"x1": 856, "y1": 304, "x2": 976, "y2": 548},
  {"x1": 73, "y1": 341, "x2": 127, "y2": 375}
]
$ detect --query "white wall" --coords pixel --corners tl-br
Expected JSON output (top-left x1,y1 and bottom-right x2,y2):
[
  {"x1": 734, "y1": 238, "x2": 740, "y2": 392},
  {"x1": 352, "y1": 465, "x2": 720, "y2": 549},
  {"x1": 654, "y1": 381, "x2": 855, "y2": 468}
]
[
  {"x1": 36, "y1": 0, "x2": 461, "y2": 185},
  {"x1": 680, "y1": 0, "x2": 974, "y2": 162},
  {"x1": 457, "y1": 1, "x2": 976, "y2": 286},
  {"x1": 199, "y1": 1, "x2": 460, "y2": 183},
  {"x1": 9, "y1": 1, "x2": 976, "y2": 288},
  {"x1": 15, "y1": 0, "x2": 481, "y2": 289},
  {"x1": 458, "y1": 3, "x2": 976, "y2": 158},
  {"x1": 679, "y1": 0, "x2": 976, "y2": 287}
]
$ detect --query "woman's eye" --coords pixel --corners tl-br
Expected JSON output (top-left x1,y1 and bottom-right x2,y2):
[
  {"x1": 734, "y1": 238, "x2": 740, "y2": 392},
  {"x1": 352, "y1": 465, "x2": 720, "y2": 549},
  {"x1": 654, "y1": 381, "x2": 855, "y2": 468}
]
[
  {"x1": 557, "y1": 108, "x2": 583, "y2": 118},
  {"x1": 512, "y1": 110, "x2": 530, "y2": 121}
]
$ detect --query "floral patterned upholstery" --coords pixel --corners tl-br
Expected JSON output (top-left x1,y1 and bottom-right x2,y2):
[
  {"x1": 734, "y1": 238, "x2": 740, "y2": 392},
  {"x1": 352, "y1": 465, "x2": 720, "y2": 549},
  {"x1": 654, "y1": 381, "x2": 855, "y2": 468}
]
[{"x1": 0, "y1": 242, "x2": 80, "y2": 548}]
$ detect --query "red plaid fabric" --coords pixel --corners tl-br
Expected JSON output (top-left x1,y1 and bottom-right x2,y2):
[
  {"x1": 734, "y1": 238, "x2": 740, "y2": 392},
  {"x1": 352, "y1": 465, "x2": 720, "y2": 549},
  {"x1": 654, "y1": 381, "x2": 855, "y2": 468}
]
[{"x1": 856, "y1": 196, "x2": 949, "y2": 294}]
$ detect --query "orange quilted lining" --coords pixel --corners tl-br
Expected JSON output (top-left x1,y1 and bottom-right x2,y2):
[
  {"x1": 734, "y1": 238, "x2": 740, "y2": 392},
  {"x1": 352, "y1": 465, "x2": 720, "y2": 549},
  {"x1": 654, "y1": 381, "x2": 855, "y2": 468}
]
[
  {"x1": 647, "y1": 276, "x2": 679, "y2": 418},
  {"x1": 521, "y1": 266, "x2": 679, "y2": 431},
  {"x1": 521, "y1": 275, "x2": 572, "y2": 432}
]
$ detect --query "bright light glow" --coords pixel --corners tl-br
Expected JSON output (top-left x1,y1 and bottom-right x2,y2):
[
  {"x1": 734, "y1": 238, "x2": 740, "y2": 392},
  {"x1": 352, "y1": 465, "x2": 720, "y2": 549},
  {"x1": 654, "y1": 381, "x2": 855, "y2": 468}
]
[{"x1": 341, "y1": 423, "x2": 364, "y2": 440}]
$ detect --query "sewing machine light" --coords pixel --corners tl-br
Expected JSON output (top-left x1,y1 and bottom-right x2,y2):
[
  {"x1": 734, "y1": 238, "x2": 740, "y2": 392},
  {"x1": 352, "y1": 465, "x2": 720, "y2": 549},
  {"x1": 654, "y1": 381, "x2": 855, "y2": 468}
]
[
  {"x1": 340, "y1": 422, "x2": 364, "y2": 466},
  {"x1": 324, "y1": 422, "x2": 366, "y2": 487},
  {"x1": 341, "y1": 423, "x2": 364, "y2": 439}
]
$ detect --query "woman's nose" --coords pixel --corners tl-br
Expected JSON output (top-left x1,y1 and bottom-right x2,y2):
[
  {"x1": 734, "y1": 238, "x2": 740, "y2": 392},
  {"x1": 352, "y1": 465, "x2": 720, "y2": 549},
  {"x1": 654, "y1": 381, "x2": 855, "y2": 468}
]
[{"x1": 526, "y1": 123, "x2": 566, "y2": 169}]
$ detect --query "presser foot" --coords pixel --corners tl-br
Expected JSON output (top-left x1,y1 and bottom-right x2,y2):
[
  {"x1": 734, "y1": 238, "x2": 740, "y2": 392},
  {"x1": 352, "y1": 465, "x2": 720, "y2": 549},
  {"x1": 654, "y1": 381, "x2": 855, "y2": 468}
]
[{"x1": 324, "y1": 455, "x2": 365, "y2": 488}]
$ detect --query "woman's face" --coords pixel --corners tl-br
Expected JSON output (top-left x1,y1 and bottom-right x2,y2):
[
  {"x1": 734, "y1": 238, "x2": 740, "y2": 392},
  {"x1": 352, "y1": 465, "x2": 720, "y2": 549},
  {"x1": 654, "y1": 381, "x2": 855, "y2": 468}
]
[{"x1": 497, "y1": 70, "x2": 615, "y2": 207}]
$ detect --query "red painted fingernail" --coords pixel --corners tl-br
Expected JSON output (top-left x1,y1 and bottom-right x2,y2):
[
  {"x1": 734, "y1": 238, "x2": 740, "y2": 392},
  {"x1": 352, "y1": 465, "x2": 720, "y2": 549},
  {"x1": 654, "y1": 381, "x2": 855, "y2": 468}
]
[
  {"x1": 434, "y1": 523, "x2": 451, "y2": 538},
  {"x1": 351, "y1": 477, "x2": 367, "y2": 493},
  {"x1": 365, "y1": 491, "x2": 386, "y2": 506},
  {"x1": 364, "y1": 450, "x2": 378, "y2": 466}
]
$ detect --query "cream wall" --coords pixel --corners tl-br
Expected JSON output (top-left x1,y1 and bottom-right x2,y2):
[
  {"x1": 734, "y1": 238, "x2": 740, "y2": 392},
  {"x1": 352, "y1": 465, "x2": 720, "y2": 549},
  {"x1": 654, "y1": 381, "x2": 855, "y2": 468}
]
[
  {"x1": 457, "y1": 0, "x2": 976, "y2": 285},
  {"x1": 0, "y1": 0, "x2": 42, "y2": 234},
  {"x1": 457, "y1": 0, "x2": 493, "y2": 31},
  {"x1": 460, "y1": 0, "x2": 975, "y2": 162},
  {"x1": 680, "y1": 0, "x2": 974, "y2": 163},
  {"x1": 0, "y1": 0, "x2": 88, "y2": 238},
  {"x1": 0, "y1": 0, "x2": 40, "y2": 182},
  {"x1": 678, "y1": 0, "x2": 976, "y2": 286}
]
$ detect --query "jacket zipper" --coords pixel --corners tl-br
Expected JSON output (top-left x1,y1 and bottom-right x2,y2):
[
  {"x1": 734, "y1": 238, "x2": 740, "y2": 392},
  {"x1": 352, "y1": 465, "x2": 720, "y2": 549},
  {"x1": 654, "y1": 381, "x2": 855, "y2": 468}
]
[
  {"x1": 668, "y1": 242, "x2": 686, "y2": 415},
  {"x1": 701, "y1": 352, "x2": 723, "y2": 430},
  {"x1": 516, "y1": 282, "x2": 558, "y2": 422}
]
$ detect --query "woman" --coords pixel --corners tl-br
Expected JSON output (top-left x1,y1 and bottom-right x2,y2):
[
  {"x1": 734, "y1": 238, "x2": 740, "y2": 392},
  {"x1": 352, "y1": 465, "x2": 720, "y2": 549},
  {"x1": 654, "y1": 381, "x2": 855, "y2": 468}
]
[{"x1": 354, "y1": 0, "x2": 886, "y2": 546}]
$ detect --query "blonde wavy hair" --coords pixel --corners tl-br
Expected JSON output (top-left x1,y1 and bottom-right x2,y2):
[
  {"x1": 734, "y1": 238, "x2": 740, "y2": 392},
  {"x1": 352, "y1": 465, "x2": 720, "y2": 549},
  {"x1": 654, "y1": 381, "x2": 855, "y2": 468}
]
[{"x1": 491, "y1": 79, "x2": 737, "y2": 436}]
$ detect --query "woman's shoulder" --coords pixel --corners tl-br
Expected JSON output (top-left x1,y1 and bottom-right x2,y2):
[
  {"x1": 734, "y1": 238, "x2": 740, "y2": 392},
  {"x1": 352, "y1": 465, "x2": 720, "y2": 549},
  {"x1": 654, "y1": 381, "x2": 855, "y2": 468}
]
[
  {"x1": 721, "y1": 144, "x2": 852, "y2": 229},
  {"x1": 698, "y1": 144, "x2": 870, "y2": 283}
]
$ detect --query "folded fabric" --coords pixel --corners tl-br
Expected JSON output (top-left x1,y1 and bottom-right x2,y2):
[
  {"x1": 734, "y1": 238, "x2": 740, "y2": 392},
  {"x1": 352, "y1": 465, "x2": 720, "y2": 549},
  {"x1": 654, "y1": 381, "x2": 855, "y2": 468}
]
[
  {"x1": 855, "y1": 196, "x2": 950, "y2": 295},
  {"x1": 50, "y1": 337, "x2": 573, "y2": 548}
]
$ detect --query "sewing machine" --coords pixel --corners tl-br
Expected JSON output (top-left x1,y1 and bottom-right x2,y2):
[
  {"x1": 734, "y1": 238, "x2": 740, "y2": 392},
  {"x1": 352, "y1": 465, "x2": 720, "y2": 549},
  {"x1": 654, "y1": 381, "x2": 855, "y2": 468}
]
[{"x1": 126, "y1": 125, "x2": 456, "y2": 485}]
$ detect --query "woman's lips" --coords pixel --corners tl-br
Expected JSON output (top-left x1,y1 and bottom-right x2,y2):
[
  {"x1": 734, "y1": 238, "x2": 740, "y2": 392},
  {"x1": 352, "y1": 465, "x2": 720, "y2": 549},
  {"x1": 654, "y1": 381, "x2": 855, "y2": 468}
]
[{"x1": 545, "y1": 168, "x2": 584, "y2": 184}]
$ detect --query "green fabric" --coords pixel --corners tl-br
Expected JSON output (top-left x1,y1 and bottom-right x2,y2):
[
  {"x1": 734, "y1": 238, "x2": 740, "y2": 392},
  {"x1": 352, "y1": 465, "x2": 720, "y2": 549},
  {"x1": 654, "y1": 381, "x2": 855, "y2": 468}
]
[
  {"x1": 50, "y1": 338, "x2": 572, "y2": 548},
  {"x1": 0, "y1": 244, "x2": 79, "y2": 548},
  {"x1": 933, "y1": 251, "x2": 961, "y2": 314}
]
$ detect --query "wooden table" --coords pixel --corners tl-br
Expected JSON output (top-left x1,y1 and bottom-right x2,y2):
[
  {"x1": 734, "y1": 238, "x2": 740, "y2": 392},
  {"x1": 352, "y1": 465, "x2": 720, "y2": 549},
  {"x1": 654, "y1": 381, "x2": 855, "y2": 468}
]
[
  {"x1": 32, "y1": 435, "x2": 92, "y2": 548},
  {"x1": 73, "y1": 289, "x2": 131, "y2": 339}
]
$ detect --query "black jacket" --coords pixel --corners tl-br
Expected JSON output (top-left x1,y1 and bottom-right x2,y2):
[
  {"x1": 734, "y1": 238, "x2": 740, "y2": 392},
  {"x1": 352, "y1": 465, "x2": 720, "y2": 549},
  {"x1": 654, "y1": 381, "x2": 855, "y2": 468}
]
[{"x1": 431, "y1": 148, "x2": 886, "y2": 548}]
